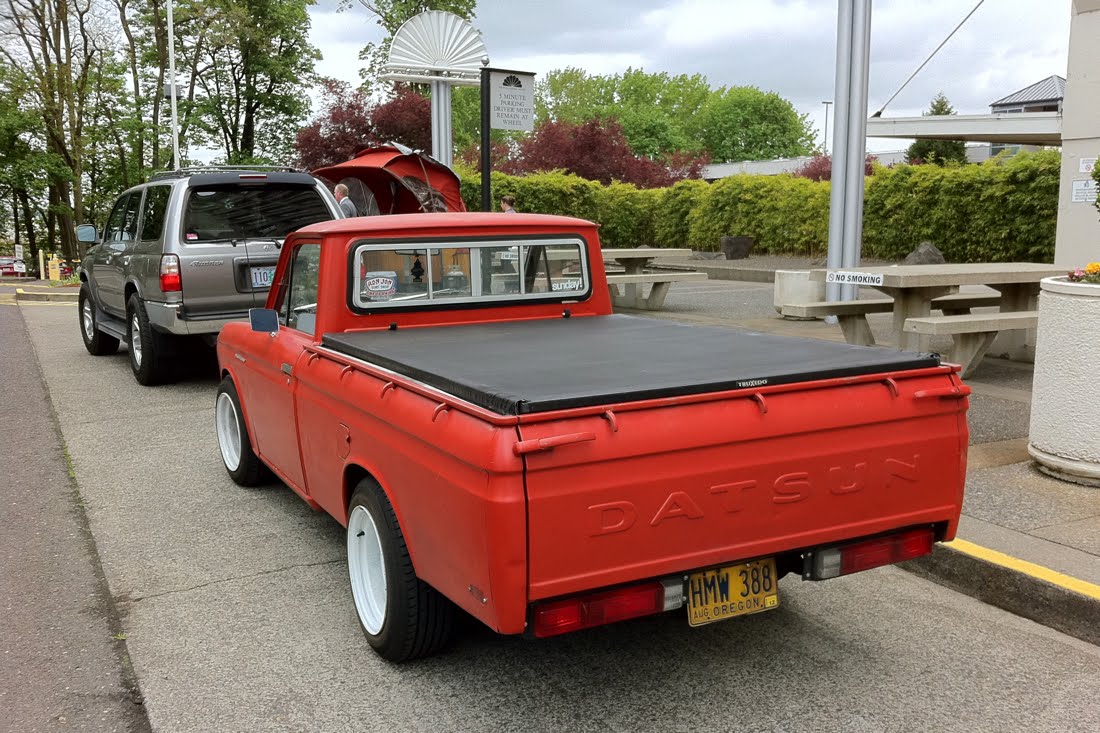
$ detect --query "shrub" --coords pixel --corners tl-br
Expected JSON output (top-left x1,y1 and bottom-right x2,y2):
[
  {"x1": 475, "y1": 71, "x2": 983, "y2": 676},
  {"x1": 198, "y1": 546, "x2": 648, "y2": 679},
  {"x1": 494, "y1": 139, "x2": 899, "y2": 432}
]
[
  {"x1": 687, "y1": 174, "x2": 830, "y2": 255},
  {"x1": 458, "y1": 151, "x2": 1060, "y2": 261},
  {"x1": 653, "y1": 179, "x2": 712, "y2": 248}
]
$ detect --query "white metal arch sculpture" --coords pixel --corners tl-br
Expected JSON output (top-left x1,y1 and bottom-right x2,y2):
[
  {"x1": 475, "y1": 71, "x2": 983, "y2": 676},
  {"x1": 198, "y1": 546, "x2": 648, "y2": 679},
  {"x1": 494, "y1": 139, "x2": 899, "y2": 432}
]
[{"x1": 382, "y1": 11, "x2": 488, "y2": 168}]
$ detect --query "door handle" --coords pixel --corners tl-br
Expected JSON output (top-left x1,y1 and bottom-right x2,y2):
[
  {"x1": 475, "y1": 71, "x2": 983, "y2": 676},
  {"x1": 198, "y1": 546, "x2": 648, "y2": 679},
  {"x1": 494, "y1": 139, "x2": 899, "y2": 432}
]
[{"x1": 281, "y1": 363, "x2": 293, "y2": 375}]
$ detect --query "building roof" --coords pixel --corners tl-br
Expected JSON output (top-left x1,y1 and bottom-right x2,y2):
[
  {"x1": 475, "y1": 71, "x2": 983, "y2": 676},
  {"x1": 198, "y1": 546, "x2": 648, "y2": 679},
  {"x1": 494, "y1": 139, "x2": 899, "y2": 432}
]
[{"x1": 990, "y1": 75, "x2": 1066, "y2": 107}]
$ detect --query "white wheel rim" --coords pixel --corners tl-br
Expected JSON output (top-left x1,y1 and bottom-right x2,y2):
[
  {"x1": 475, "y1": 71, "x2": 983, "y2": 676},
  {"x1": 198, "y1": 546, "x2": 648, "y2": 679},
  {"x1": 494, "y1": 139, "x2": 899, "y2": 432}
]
[
  {"x1": 215, "y1": 392, "x2": 242, "y2": 471},
  {"x1": 82, "y1": 300, "x2": 94, "y2": 341},
  {"x1": 130, "y1": 315, "x2": 142, "y2": 367},
  {"x1": 348, "y1": 504, "x2": 387, "y2": 634}
]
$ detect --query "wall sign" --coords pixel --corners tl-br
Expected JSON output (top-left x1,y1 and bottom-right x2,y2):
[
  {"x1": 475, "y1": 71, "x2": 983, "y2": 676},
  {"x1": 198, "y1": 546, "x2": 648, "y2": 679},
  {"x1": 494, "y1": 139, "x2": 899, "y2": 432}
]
[{"x1": 1071, "y1": 179, "x2": 1098, "y2": 204}]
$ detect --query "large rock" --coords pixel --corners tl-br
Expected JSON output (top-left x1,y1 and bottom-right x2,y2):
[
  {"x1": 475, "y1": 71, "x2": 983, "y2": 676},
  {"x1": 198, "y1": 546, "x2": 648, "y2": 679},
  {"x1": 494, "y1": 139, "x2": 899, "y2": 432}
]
[
  {"x1": 720, "y1": 236, "x2": 754, "y2": 260},
  {"x1": 904, "y1": 241, "x2": 946, "y2": 265}
]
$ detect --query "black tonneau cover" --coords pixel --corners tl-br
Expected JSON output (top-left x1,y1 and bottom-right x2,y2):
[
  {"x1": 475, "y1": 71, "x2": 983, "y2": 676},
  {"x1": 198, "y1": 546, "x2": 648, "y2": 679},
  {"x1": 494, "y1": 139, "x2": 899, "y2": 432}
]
[{"x1": 322, "y1": 315, "x2": 941, "y2": 415}]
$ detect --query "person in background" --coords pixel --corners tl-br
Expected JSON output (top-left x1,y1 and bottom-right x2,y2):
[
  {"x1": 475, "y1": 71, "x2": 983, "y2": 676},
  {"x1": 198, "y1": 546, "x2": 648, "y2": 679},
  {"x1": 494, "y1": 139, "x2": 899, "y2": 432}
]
[
  {"x1": 500, "y1": 195, "x2": 517, "y2": 213},
  {"x1": 335, "y1": 183, "x2": 357, "y2": 217}
]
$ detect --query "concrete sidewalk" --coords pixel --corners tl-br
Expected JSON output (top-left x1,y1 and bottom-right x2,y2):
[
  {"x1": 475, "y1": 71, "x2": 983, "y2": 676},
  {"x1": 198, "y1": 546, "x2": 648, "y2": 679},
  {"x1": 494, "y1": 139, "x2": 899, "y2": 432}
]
[{"x1": 630, "y1": 258, "x2": 1100, "y2": 646}]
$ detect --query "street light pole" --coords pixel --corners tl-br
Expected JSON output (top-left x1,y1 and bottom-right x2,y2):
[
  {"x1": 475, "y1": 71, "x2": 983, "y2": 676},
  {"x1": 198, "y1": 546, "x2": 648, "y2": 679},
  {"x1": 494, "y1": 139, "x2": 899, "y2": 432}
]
[
  {"x1": 822, "y1": 100, "x2": 833, "y2": 155},
  {"x1": 167, "y1": 0, "x2": 180, "y2": 170}
]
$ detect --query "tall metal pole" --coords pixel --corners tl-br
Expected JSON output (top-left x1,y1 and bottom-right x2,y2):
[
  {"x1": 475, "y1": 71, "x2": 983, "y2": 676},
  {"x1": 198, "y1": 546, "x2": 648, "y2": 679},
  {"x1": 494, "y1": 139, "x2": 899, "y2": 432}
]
[
  {"x1": 822, "y1": 101, "x2": 832, "y2": 154},
  {"x1": 841, "y1": 0, "x2": 872, "y2": 300},
  {"x1": 430, "y1": 80, "x2": 453, "y2": 168},
  {"x1": 825, "y1": 0, "x2": 853, "y2": 305},
  {"x1": 167, "y1": 0, "x2": 180, "y2": 170}
]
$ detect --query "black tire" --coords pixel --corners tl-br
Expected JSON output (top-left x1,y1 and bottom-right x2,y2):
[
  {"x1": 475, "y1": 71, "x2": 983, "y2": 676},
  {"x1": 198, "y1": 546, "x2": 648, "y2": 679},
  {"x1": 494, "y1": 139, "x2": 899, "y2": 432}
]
[
  {"x1": 78, "y1": 285, "x2": 119, "y2": 356},
  {"x1": 214, "y1": 376, "x2": 270, "y2": 486},
  {"x1": 347, "y1": 478, "x2": 456, "y2": 662},
  {"x1": 126, "y1": 293, "x2": 173, "y2": 385}
]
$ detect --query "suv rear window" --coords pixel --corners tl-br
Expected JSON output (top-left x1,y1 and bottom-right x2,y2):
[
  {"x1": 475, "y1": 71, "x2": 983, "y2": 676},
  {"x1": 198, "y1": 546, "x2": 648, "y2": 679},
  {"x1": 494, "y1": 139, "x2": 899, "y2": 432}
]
[{"x1": 182, "y1": 184, "x2": 331, "y2": 243}]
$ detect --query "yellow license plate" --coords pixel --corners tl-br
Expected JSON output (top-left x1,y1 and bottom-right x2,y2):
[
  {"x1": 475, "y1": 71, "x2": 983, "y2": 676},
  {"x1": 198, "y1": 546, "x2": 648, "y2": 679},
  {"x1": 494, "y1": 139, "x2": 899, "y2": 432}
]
[{"x1": 686, "y1": 558, "x2": 780, "y2": 627}]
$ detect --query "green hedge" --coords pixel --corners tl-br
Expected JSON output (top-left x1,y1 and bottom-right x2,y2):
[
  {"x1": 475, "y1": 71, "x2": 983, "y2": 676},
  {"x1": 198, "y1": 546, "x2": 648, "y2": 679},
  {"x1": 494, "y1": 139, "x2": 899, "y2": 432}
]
[{"x1": 458, "y1": 150, "x2": 1060, "y2": 261}]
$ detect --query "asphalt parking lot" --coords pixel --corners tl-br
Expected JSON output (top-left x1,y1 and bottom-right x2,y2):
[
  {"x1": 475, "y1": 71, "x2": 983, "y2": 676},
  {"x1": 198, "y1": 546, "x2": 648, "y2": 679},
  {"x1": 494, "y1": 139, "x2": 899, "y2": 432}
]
[{"x1": 10, "y1": 291, "x2": 1100, "y2": 733}]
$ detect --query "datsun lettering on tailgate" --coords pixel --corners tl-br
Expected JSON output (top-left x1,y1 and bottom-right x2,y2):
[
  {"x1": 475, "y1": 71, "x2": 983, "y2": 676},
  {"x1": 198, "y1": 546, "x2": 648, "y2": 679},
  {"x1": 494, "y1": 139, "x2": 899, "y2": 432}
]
[{"x1": 214, "y1": 213, "x2": 969, "y2": 662}]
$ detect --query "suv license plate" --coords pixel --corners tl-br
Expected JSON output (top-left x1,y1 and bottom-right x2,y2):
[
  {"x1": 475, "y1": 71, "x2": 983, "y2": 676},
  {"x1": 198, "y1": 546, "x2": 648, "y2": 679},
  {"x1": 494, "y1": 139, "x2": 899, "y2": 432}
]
[
  {"x1": 686, "y1": 558, "x2": 780, "y2": 627},
  {"x1": 250, "y1": 266, "x2": 276, "y2": 289}
]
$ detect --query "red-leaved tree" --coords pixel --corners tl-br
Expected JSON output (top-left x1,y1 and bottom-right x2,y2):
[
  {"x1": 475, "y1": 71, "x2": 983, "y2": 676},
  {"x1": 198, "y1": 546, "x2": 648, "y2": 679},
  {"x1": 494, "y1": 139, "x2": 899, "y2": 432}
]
[
  {"x1": 370, "y1": 85, "x2": 432, "y2": 153},
  {"x1": 295, "y1": 79, "x2": 378, "y2": 171},
  {"x1": 793, "y1": 153, "x2": 878, "y2": 182},
  {"x1": 295, "y1": 83, "x2": 433, "y2": 171},
  {"x1": 488, "y1": 118, "x2": 705, "y2": 189}
]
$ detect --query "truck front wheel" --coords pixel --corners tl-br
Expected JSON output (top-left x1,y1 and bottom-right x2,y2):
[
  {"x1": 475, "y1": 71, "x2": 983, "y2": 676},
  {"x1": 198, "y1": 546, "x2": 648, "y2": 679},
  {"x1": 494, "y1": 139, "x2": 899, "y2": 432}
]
[
  {"x1": 215, "y1": 376, "x2": 270, "y2": 486},
  {"x1": 347, "y1": 478, "x2": 456, "y2": 662}
]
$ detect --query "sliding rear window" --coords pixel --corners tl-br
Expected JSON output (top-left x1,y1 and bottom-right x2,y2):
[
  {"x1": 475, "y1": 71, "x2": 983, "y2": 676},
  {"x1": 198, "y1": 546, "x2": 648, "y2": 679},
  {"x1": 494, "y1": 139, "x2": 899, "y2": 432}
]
[
  {"x1": 182, "y1": 183, "x2": 331, "y2": 243},
  {"x1": 349, "y1": 237, "x2": 591, "y2": 311}
]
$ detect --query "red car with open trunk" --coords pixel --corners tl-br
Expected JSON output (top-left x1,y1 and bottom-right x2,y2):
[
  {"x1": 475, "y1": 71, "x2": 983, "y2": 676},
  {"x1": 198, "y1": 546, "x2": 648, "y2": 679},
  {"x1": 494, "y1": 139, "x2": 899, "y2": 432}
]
[{"x1": 214, "y1": 212, "x2": 969, "y2": 661}]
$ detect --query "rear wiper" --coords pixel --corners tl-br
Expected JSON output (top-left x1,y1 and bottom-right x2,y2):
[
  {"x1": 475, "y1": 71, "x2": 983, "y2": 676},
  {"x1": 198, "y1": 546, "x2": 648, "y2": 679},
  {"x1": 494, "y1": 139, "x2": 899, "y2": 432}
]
[{"x1": 228, "y1": 237, "x2": 283, "y2": 249}]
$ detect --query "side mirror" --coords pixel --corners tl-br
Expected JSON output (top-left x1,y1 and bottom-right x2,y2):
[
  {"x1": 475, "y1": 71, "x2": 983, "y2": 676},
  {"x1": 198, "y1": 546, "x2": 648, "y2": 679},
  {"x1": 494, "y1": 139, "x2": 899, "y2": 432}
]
[
  {"x1": 248, "y1": 308, "x2": 279, "y2": 334},
  {"x1": 75, "y1": 224, "x2": 98, "y2": 243}
]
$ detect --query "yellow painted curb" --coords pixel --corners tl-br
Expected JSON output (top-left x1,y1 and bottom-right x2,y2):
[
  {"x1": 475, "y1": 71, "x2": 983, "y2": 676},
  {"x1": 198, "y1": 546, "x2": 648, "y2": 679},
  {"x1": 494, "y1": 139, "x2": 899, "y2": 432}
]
[{"x1": 948, "y1": 538, "x2": 1100, "y2": 601}]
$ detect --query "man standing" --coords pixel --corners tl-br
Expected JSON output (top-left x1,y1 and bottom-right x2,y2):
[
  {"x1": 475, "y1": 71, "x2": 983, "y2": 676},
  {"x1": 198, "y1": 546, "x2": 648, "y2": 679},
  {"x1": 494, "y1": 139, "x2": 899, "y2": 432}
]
[
  {"x1": 500, "y1": 195, "x2": 517, "y2": 213},
  {"x1": 335, "y1": 184, "x2": 357, "y2": 217}
]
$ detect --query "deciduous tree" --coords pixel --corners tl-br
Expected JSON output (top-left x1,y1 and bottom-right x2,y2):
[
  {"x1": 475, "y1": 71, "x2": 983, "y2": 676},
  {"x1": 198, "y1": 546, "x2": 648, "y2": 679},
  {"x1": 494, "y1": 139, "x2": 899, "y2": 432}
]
[
  {"x1": 906, "y1": 93, "x2": 967, "y2": 165},
  {"x1": 698, "y1": 86, "x2": 816, "y2": 163}
]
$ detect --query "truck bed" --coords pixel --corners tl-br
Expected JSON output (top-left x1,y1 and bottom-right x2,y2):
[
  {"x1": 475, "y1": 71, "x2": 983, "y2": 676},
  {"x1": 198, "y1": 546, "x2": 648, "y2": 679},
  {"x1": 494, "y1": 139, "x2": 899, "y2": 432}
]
[{"x1": 321, "y1": 315, "x2": 941, "y2": 415}]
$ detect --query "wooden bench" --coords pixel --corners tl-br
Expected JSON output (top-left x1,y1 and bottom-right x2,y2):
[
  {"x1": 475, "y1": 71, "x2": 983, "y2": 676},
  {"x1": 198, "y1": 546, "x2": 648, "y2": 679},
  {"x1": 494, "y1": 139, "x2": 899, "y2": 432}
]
[
  {"x1": 606, "y1": 271, "x2": 709, "y2": 310},
  {"x1": 903, "y1": 311, "x2": 1039, "y2": 377},
  {"x1": 780, "y1": 292, "x2": 1003, "y2": 346}
]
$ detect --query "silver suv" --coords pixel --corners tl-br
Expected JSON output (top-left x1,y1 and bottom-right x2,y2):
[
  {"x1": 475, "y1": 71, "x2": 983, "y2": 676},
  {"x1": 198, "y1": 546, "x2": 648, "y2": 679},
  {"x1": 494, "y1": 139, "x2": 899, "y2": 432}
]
[{"x1": 78, "y1": 167, "x2": 341, "y2": 384}]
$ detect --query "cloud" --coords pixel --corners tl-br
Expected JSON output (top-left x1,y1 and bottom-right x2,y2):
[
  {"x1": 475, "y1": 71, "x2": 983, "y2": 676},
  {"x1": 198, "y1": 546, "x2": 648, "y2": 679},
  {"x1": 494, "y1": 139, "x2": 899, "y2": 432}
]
[{"x1": 304, "y1": 0, "x2": 1072, "y2": 153}]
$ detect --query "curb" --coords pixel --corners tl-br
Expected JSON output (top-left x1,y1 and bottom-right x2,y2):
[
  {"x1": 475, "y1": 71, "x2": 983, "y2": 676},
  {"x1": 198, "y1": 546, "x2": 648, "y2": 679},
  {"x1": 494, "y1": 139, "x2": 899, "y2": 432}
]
[
  {"x1": 16, "y1": 289, "x2": 79, "y2": 303},
  {"x1": 901, "y1": 542, "x2": 1100, "y2": 647}
]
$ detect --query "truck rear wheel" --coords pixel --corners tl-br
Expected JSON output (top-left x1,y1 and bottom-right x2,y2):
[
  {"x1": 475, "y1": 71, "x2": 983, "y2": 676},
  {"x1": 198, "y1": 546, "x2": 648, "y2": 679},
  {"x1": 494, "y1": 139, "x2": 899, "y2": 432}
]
[
  {"x1": 215, "y1": 376, "x2": 270, "y2": 486},
  {"x1": 79, "y1": 286, "x2": 119, "y2": 356},
  {"x1": 347, "y1": 478, "x2": 455, "y2": 662}
]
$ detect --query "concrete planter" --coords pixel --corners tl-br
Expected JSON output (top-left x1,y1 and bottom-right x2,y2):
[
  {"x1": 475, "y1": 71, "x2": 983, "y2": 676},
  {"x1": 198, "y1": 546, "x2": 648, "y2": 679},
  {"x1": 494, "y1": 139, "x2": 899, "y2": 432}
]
[
  {"x1": 773, "y1": 270, "x2": 826, "y2": 320},
  {"x1": 1028, "y1": 276, "x2": 1100, "y2": 486}
]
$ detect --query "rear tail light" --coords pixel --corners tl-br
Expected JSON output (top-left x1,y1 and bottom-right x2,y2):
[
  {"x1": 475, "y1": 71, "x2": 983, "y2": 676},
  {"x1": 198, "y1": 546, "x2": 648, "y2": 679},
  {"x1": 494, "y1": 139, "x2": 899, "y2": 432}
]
[
  {"x1": 160, "y1": 254, "x2": 182, "y2": 292},
  {"x1": 809, "y1": 527, "x2": 935, "y2": 580},
  {"x1": 533, "y1": 581, "x2": 665, "y2": 638}
]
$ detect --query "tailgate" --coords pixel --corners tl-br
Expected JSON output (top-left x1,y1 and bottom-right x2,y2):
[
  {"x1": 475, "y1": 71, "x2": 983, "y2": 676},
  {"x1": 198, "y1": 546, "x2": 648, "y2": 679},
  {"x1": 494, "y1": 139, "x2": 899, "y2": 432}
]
[{"x1": 519, "y1": 370, "x2": 967, "y2": 601}]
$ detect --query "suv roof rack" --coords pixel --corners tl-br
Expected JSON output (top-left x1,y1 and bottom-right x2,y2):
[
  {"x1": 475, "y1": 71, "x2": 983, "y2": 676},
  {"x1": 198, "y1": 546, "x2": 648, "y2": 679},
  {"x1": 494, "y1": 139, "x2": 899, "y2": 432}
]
[{"x1": 148, "y1": 165, "x2": 301, "y2": 182}]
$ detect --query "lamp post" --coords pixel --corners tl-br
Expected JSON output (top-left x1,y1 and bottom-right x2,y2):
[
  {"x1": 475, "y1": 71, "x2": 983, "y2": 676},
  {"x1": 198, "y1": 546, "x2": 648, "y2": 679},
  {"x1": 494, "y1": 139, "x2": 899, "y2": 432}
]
[
  {"x1": 822, "y1": 100, "x2": 833, "y2": 155},
  {"x1": 166, "y1": 0, "x2": 180, "y2": 170}
]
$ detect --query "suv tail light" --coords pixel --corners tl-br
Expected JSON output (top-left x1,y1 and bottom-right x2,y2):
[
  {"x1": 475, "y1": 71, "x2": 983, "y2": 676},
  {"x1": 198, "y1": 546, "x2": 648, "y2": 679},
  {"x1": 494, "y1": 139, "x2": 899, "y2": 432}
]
[
  {"x1": 533, "y1": 581, "x2": 665, "y2": 638},
  {"x1": 160, "y1": 254, "x2": 182, "y2": 292},
  {"x1": 809, "y1": 527, "x2": 934, "y2": 580}
]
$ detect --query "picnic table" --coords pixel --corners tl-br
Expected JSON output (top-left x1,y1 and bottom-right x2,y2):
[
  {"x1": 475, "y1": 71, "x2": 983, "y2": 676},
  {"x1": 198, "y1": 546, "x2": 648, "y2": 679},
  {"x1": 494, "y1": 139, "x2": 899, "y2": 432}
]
[
  {"x1": 808, "y1": 263, "x2": 1065, "y2": 373},
  {"x1": 601, "y1": 248, "x2": 706, "y2": 309}
]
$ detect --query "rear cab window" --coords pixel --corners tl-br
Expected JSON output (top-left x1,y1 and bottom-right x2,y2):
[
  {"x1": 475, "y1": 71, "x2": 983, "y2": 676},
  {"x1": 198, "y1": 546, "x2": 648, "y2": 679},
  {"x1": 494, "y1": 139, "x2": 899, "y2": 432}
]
[
  {"x1": 349, "y1": 237, "x2": 590, "y2": 311},
  {"x1": 182, "y1": 183, "x2": 332, "y2": 243}
]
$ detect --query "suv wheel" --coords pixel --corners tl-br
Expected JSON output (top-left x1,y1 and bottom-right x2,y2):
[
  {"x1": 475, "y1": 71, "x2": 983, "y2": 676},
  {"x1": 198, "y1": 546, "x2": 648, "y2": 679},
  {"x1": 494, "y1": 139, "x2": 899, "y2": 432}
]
[
  {"x1": 79, "y1": 286, "x2": 119, "y2": 356},
  {"x1": 127, "y1": 294, "x2": 173, "y2": 385}
]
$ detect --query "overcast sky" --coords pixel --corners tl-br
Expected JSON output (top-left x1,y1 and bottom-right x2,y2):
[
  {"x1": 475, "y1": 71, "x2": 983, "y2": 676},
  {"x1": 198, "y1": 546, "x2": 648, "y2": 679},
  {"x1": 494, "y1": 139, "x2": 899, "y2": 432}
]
[{"x1": 307, "y1": 0, "x2": 1071, "y2": 155}]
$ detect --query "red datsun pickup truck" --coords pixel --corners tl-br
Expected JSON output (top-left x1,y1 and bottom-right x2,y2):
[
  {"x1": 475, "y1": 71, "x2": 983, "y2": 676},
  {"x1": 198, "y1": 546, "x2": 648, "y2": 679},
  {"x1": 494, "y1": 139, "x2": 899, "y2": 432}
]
[{"x1": 214, "y1": 213, "x2": 969, "y2": 662}]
